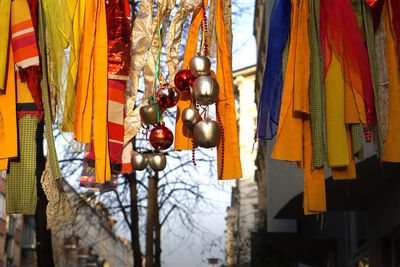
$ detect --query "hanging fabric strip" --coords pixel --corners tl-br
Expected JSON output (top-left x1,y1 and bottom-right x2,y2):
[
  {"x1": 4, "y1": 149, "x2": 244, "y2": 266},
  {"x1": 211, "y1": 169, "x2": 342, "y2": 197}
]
[
  {"x1": 320, "y1": 0, "x2": 376, "y2": 127},
  {"x1": 391, "y1": 0, "x2": 400, "y2": 67},
  {"x1": 332, "y1": 126, "x2": 357, "y2": 180},
  {"x1": 255, "y1": 0, "x2": 291, "y2": 140},
  {"x1": 215, "y1": 0, "x2": 242, "y2": 179},
  {"x1": 270, "y1": 0, "x2": 306, "y2": 162},
  {"x1": 38, "y1": 0, "x2": 62, "y2": 181},
  {"x1": 302, "y1": 120, "x2": 326, "y2": 215},
  {"x1": 42, "y1": 0, "x2": 75, "y2": 131},
  {"x1": 0, "y1": 45, "x2": 18, "y2": 162},
  {"x1": 0, "y1": 0, "x2": 11, "y2": 91},
  {"x1": 123, "y1": 0, "x2": 155, "y2": 144},
  {"x1": 11, "y1": 0, "x2": 42, "y2": 119},
  {"x1": 381, "y1": 0, "x2": 400, "y2": 162},
  {"x1": 324, "y1": 49, "x2": 349, "y2": 168},
  {"x1": 371, "y1": 0, "x2": 385, "y2": 31},
  {"x1": 92, "y1": 0, "x2": 111, "y2": 183},
  {"x1": 74, "y1": 0, "x2": 96, "y2": 144},
  {"x1": 166, "y1": 0, "x2": 201, "y2": 82},
  {"x1": 362, "y1": 1, "x2": 385, "y2": 156},
  {"x1": 173, "y1": 2, "x2": 206, "y2": 151},
  {"x1": 374, "y1": 17, "x2": 389, "y2": 141},
  {"x1": 6, "y1": 115, "x2": 38, "y2": 214},
  {"x1": 309, "y1": 0, "x2": 326, "y2": 168}
]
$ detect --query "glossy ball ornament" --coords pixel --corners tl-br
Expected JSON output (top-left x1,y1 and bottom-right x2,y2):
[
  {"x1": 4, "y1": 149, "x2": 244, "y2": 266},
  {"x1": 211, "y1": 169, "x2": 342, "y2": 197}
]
[
  {"x1": 192, "y1": 76, "x2": 219, "y2": 105},
  {"x1": 189, "y1": 55, "x2": 211, "y2": 77},
  {"x1": 174, "y1": 69, "x2": 195, "y2": 92},
  {"x1": 131, "y1": 152, "x2": 148, "y2": 170},
  {"x1": 156, "y1": 84, "x2": 180, "y2": 109},
  {"x1": 140, "y1": 103, "x2": 164, "y2": 125},
  {"x1": 148, "y1": 154, "x2": 167, "y2": 171},
  {"x1": 182, "y1": 107, "x2": 200, "y2": 130},
  {"x1": 149, "y1": 124, "x2": 174, "y2": 150},
  {"x1": 193, "y1": 118, "x2": 221, "y2": 148}
]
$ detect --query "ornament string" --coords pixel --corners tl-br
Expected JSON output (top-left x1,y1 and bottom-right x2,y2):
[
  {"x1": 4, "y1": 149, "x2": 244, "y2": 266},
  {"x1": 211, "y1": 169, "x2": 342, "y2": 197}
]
[
  {"x1": 200, "y1": 0, "x2": 208, "y2": 56},
  {"x1": 149, "y1": 24, "x2": 163, "y2": 124}
]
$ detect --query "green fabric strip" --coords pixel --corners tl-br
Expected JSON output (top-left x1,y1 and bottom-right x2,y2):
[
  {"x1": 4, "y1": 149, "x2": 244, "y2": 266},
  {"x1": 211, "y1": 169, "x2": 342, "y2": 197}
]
[
  {"x1": 38, "y1": 0, "x2": 62, "y2": 181},
  {"x1": 6, "y1": 115, "x2": 38, "y2": 214},
  {"x1": 309, "y1": 0, "x2": 327, "y2": 168},
  {"x1": 282, "y1": 35, "x2": 290, "y2": 80},
  {"x1": 362, "y1": 1, "x2": 385, "y2": 158},
  {"x1": 351, "y1": 123, "x2": 364, "y2": 160}
]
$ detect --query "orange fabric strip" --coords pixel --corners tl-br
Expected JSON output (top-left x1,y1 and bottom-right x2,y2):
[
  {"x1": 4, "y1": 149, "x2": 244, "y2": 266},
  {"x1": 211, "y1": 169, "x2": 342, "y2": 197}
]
[
  {"x1": 74, "y1": 0, "x2": 96, "y2": 143},
  {"x1": 382, "y1": 0, "x2": 400, "y2": 162},
  {"x1": 303, "y1": 120, "x2": 326, "y2": 215},
  {"x1": 215, "y1": 0, "x2": 242, "y2": 179},
  {"x1": 0, "y1": 46, "x2": 17, "y2": 161},
  {"x1": 173, "y1": 2, "x2": 206, "y2": 151},
  {"x1": 344, "y1": 80, "x2": 367, "y2": 124},
  {"x1": 0, "y1": 159, "x2": 8, "y2": 171},
  {"x1": 92, "y1": 0, "x2": 111, "y2": 183},
  {"x1": 271, "y1": 0, "x2": 303, "y2": 162}
]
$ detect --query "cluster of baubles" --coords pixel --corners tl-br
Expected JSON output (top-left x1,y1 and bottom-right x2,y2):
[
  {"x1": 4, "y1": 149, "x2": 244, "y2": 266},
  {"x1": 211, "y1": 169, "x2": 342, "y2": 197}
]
[
  {"x1": 131, "y1": 152, "x2": 167, "y2": 171},
  {"x1": 139, "y1": 83, "x2": 179, "y2": 151},
  {"x1": 174, "y1": 55, "x2": 221, "y2": 148}
]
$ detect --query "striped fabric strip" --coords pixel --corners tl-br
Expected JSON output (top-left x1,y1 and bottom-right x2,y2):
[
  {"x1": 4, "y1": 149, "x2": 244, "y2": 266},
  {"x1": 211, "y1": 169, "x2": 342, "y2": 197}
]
[
  {"x1": 10, "y1": 0, "x2": 39, "y2": 69},
  {"x1": 351, "y1": 123, "x2": 364, "y2": 160},
  {"x1": 309, "y1": 0, "x2": 327, "y2": 168}
]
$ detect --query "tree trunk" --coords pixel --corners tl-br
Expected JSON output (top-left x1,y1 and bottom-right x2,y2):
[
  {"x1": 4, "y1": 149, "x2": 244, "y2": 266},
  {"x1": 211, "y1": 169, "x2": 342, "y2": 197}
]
[
  {"x1": 127, "y1": 172, "x2": 143, "y2": 267},
  {"x1": 35, "y1": 121, "x2": 55, "y2": 267},
  {"x1": 145, "y1": 172, "x2": 158, "y2": 267},
  {"x1": 154, "y1": 172, "x2": 161, "y2": 267}
]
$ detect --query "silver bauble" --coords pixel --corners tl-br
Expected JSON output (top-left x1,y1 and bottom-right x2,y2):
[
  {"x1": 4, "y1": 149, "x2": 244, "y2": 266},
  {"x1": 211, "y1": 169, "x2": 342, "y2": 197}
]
[
  {"x1": 189, "y1": 55, "x2": 211, "y2": 77},
  {"x1": 131, "y1": 152, "x2": 148, "y2": 170},
  {"x1": 182, "y1": 107, "x2": 200, "y2": 129},
  {"x1": 140, "y1": 103, "x2": 164, "y2": 125},
  {"x1": 192, "y1": 76, "x2": 219, "y2": 105},
  {"x1": 193, "y1": 118, "x2": 221, "y2": 148},
  {"x1": 148, "y1": 154, "x2": 167, "y2": 171}
]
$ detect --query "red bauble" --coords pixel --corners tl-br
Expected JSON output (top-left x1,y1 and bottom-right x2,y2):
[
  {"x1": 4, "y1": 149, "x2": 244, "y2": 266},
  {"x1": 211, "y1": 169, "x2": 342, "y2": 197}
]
[
  {"x1": 174, "y1": 69, "x2": 195, "y2": 92},
  {"x1": 149, "y1": 124, "x2": 174, "y2": 150},
  {"x1": 156, "y1": 84, "x2": 180, "y2": 109}
]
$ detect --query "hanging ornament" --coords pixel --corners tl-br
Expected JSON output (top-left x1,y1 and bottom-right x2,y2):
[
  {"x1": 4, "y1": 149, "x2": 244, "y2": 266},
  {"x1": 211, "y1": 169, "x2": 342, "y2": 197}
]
[
  {"x1": 192, "y1": 75, "x2": 219, "y2": 105},
  {"x1": 174, "y1": 69, "x2": 195, "y2": 92},
  {"x1": 149, "y1": 123, "x2": 174, "y2": 150},
  {"x1": 140, "y1": 102, "x2": 164, "y2": 125},
  {"x1": 193, "y1": 117, "x2": 220, "y2": 148},
  {"x1": 156, "y1": 84, "x2": 180, "y2": 108},
  {"x1": 131, "y1": 152, "x2": 148, "y2": 170},
  {"x1": 189, "y1": 55, "x2": 211, "y2": 77},
  {"x1": 148, "y1": 153, "x2": 167, "y2": 171},
  {"x1": 182, "y1": 107, "x2": 201, "y2": 129}
]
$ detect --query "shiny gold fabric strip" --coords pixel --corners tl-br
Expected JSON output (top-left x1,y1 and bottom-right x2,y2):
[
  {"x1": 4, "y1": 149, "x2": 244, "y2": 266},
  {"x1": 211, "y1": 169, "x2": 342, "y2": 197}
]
[{"x1": 166, "y1": 0, "x2": 202, "y2": 81}]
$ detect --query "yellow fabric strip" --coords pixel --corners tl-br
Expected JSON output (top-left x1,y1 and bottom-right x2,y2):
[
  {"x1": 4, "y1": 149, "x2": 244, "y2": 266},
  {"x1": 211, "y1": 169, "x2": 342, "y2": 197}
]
[
  {"x1": 325, "y1": 49, "x2": 349, "y2": 167},
  {"x1": 174, "y1": 2, "x2": 206, "y2": 151},
  {"x1": 0, "y1": 46, "x2": 17, "y2": 161},
  {"x1": 332, "y1": 126, "x2": 357, "y2": 180},
  {"x1": 303, "y1": 120, "x2": 326, "y2": 215},
  {"x1": 74, "y1": 0, "x2": 95, "y2": 143},
  {"x1": 271, "y1": 0, "x2": 303, "y2": 162},
  {"x1": 382, "y1": 0, "x2": 400, "y2": 162},
  {"x1": 92, "y1": 0, "x2": 110, "y2": 183},
  {"x1": 215, "y1": 0, "x2": 242, "y2": 179},
  {"x1": 293, "y1": 0, "x2": 310, "y2": 116},
  {"x1": 0, "y1": 0, "x2": 11, "y2": 91}
]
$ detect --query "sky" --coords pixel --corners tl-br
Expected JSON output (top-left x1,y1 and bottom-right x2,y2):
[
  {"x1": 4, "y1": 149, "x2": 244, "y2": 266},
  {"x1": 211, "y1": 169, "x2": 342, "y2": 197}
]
[{"x1": 161, "y1": 1, "x2": 257, "y2": 266}]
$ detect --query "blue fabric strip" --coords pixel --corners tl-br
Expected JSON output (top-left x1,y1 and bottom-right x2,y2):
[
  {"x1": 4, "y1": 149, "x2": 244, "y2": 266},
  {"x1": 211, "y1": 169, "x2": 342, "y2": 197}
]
[{"x1": 255, "y1": 0, "x2": 291, "y2": 140}]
